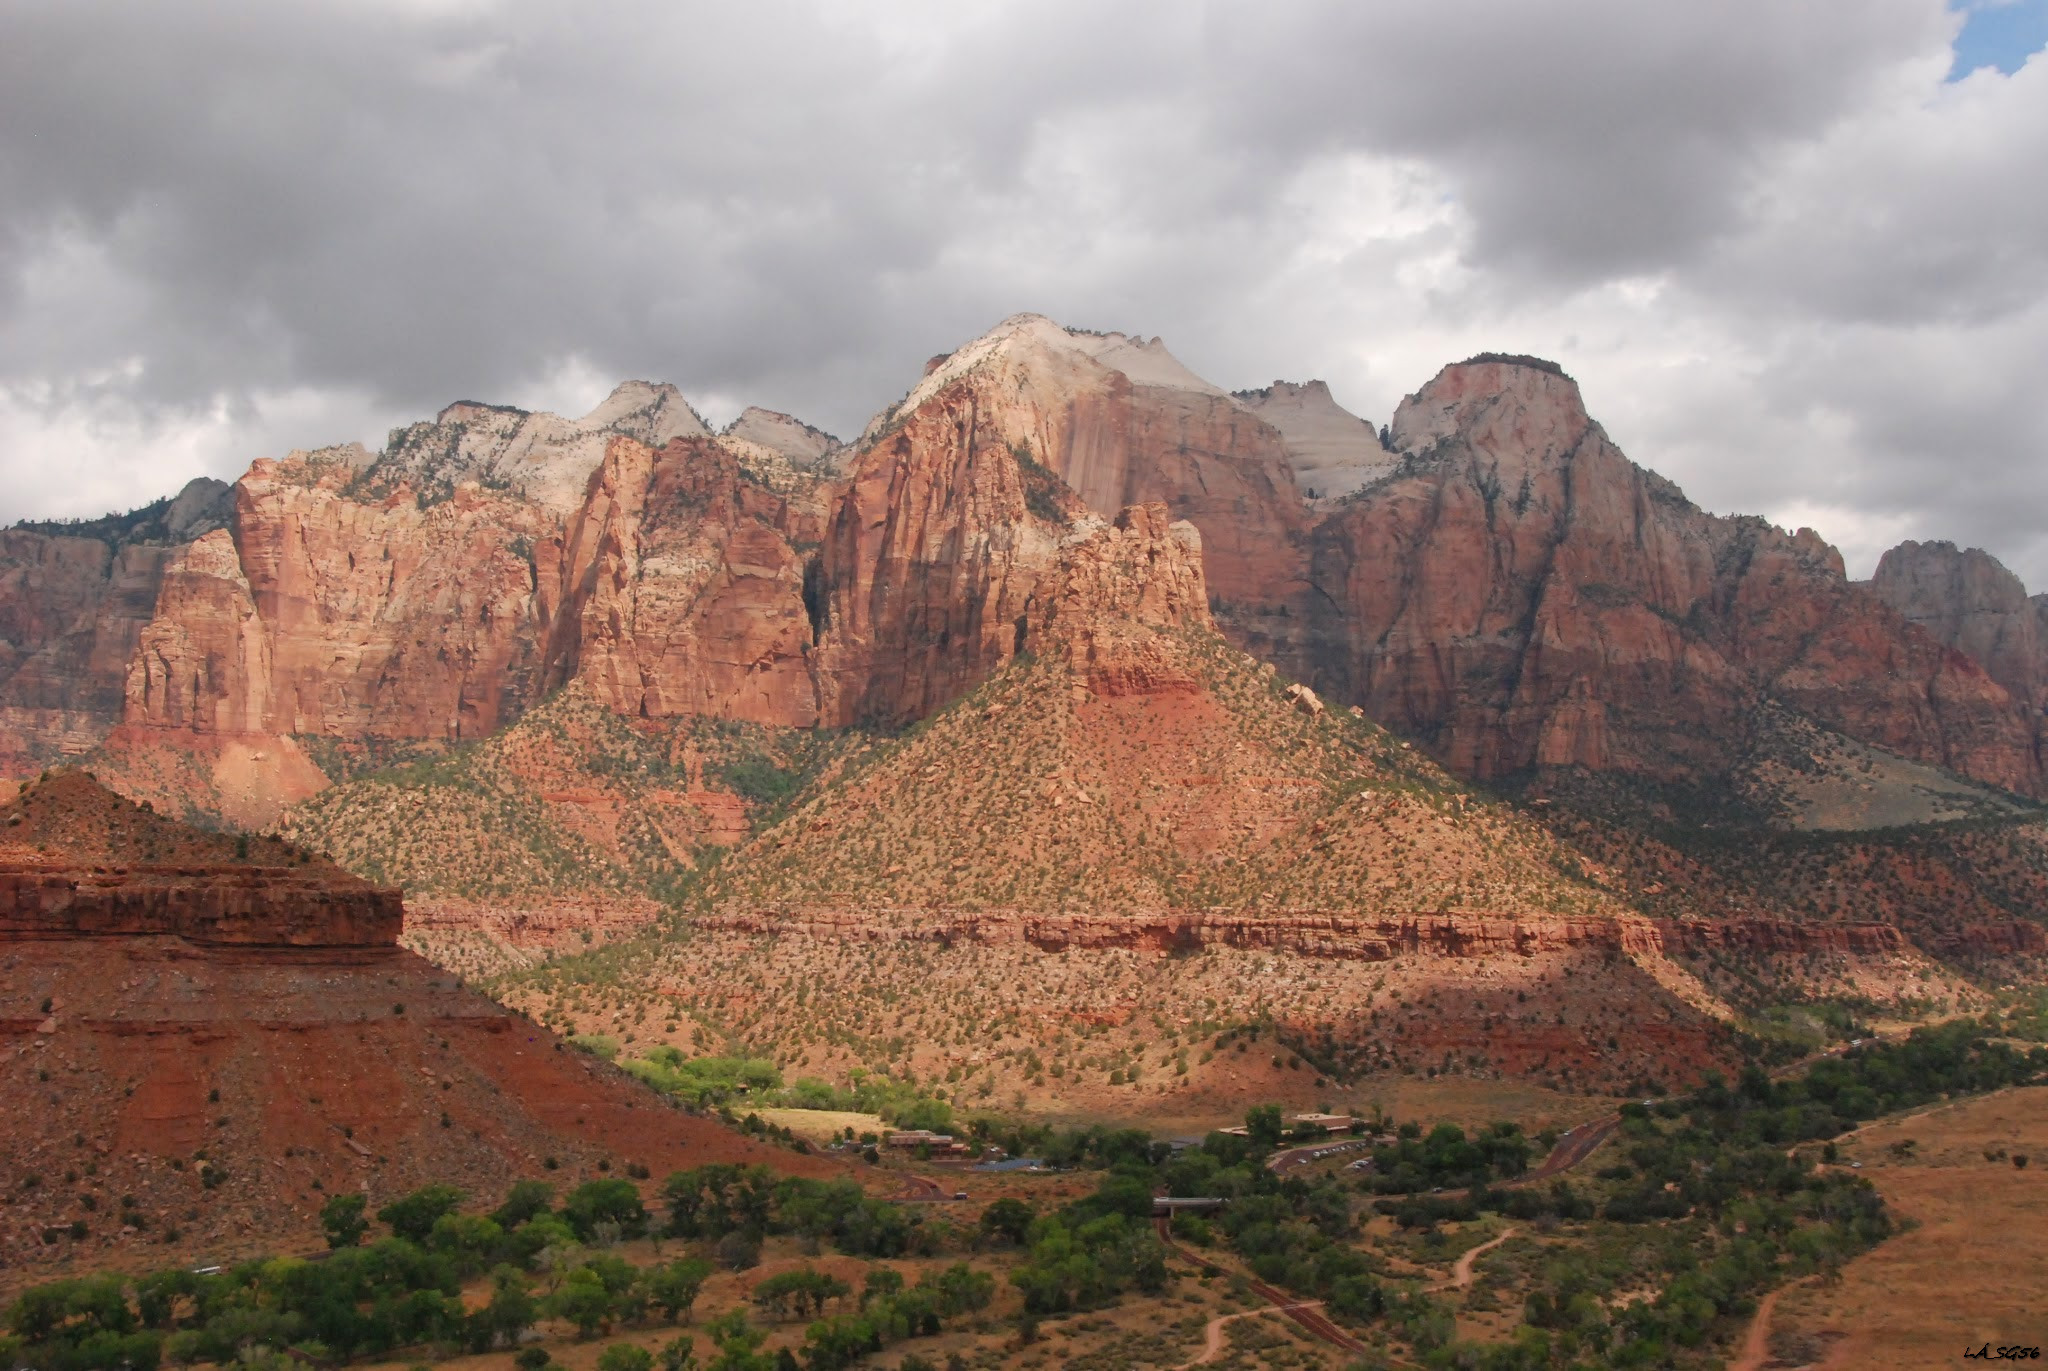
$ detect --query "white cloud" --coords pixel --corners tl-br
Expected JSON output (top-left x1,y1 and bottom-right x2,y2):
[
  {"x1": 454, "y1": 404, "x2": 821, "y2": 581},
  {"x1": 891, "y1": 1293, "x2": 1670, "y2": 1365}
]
[{"x1": 1, "y1": 0, "x2": 2043, "y2": 585}]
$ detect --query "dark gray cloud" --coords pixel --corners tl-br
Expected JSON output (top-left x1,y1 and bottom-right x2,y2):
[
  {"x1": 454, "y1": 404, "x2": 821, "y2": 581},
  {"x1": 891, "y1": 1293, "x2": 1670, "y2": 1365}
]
[{"x1": 3, "y1": 0, "x2": 2044, "y2": 586}]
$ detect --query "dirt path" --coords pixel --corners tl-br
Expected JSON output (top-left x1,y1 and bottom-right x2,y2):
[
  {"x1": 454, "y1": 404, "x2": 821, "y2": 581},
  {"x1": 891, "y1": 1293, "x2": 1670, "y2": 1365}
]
[
  {"x1": 1731, "y1": 1284, "x2": 1785, "y2": 1371},
  {"x1": 1176, "y1": 1301, "x2": 1326, "y2": 1368},
  {"x1": 1154, "y1": 1216, "x2": 1369, "y2": 1357},
  {"x1": 1436, "y1": 1226, "x2": 1517, "y2": 1291}
]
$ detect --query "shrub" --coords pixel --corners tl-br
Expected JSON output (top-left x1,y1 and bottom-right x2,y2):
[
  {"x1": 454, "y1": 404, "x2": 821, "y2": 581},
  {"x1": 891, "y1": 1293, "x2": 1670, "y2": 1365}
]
[{"x1": 596, "y1": 1343, "x2": 654, "y2": 1371}]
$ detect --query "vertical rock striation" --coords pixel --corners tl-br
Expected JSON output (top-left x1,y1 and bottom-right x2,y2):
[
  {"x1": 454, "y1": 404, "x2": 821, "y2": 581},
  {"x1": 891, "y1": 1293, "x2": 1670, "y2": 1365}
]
[{"x1": 1303, "y1": 358, "x2": 2039, "y2": 793}]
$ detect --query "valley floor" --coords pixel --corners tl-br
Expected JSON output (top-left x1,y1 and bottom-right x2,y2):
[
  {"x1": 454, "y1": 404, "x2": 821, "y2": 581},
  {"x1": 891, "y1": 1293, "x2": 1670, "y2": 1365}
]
[{"x1": 1761, "y1": 1085, "x2": 2048, "y2": 1368}]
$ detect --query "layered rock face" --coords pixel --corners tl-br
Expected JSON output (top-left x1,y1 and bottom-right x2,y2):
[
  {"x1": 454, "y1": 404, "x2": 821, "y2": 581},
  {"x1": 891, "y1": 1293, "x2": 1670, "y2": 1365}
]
[
  {"x1": 0, "y1": 769, "x2": 836, "y2": 1273},
  {"x1": 0, "y1": 865, "x2": 401, "y2": 946},
  {"x1": 698, "y1": 906, "x2": 1915, "y2": 960},
  {"x1": 127, "y1": 461, "x2": 558, "y2": 742},
  {"x1": 843, "y1": 315, "x2": 1316, "y2": 678},
  {"x1": 1304, "y1": 359, "x2": 2041, "y2": 793},
  {"x1": 810, "y1": 363, "x2": 1073, "y2": 725},
  {"x1": 0, "y1": 771, "x2": 400, "y2": 946},
  {"x1": 1025, "y1": 502, "x2": 1212, "y2": 696},
  {"x1": 723, "y1": 406, "x2": 847, "y2": 473},
  {"x1": 0, "y1": 479, "x2": 233, "y2": 772},
  {"x1": 1869, "y1": 540, "x2": 2048, "y2": 758},
  {"x1": 6, "y1": 315, "x2": 2044, "y2": 824},
  {"x1": 97, "y1": 388, "x2": 836, "y2": 822},
  {"x1": 544, "y1": 435, "x2": 826, "y2": 725},
  {"x1": 370, "y1": 380, "x2": 710, "y2": 512}
]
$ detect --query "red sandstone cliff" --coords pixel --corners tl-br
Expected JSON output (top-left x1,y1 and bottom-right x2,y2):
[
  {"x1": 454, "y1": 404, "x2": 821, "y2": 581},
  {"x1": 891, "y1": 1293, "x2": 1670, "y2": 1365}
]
[
  {"x1": 818, "y1": 316, "x2": 1315, "y2": 715},
  {"x1": 6, "y1": 319, "x2": 2045, "y2": 825},
  {"x1": 544, "y1": 435, "x2": 824, "y2": 726},
  {"x1": 0, "y1": 770, "x2": 400, "y2": 946},
  {"x1": 84, "y1": 389, "x2": 840, "y2": 820},
  {"x1": 1304, "y1": 358, "x2": 2041, "y2": 793},
  {"x1": 1868, "y1": 539, "x2": 2048, "y2": 770},
  {"x1": 694, "y1": 905, "x2": 1942, "y2": 962},
  {"x1": 1026, "y1": 502, "x2": 1213, "y2": 697},
  {"x1": 0, "y1": 479, "x2": 232, "y2": 773}
]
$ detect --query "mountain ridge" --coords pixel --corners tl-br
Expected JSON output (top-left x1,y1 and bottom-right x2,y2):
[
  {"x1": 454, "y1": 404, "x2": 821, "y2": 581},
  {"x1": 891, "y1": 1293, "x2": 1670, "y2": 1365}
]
[{"x1": 3, "y1": 313, "x2": 2042, "y2": 827}]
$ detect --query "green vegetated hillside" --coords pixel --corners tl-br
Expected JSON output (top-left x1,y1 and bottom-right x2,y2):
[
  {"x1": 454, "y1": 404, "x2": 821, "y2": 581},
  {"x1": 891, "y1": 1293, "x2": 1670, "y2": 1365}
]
[
  {"x1": 695, "y1": 625, "x2": 1624, "y2": 916},
  {"x1": 277, "y1": 685, "x2": 847, "y2": 900},
  {"x1": 273, "y1": 616, "x2": 2048, "y2": 972}
]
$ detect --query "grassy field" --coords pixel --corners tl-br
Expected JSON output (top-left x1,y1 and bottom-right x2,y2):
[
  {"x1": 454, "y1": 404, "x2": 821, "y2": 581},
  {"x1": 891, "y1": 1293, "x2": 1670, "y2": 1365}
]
[
  {"x1": 1767, "y1": 1085, "x2": 2048, "y2": 1368},
  {"x1": 753, "y1": 1107, "x2": 887, "y2": 1143}
]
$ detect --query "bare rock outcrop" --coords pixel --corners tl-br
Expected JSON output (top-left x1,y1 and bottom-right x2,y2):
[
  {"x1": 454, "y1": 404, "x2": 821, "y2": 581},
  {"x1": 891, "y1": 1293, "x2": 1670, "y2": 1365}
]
[
  {"x1": 1027, "y1": 503, "x2": 1211, "y2": 696},
  {"x1": 127, "y1": 461, "x2": 558, "y2": 743},
  {"x1": 1868, "y1": 540, "x2": 2048, "y2": 765},
  {"x1": 0, "y1": 771, "x2": 400, "y2": 946},
  {"x1": 856, "y1": 315, "x2": 1316, "y2": 676},
  {"x1": 696, "y1": 905, "x2": 1926, "y2": 962},
  {"x1": 0, "y1": 534, "x2": 175, "y2": 771},
  {"x1": 97, "y1": 402, "x2": 836, "y2": 820},
  {"x1": 1304, "y1": 358, "x2": 2041, "y2": 793},
  {"x1": 544, "y1": 434, "x2": 825, "y2": 725},
  {"x1": 8, "y1": 317, "x2": 2044, "y2": 833},
  {"x1": 724, "y1": 406, "x2": 846, "y2": 473},
  {"x1": 0, "y1": 479, "x2": 233, "y2": 772},
  {"x1": 810, "y1": 364, "x2": 1073, "y2": 725},
  {"x1": 372, "y1": 381, "x2": 711, "y2": 513},
  {"x1": 1233, "y1": 378, "x2": 1396, "y2": 501}
]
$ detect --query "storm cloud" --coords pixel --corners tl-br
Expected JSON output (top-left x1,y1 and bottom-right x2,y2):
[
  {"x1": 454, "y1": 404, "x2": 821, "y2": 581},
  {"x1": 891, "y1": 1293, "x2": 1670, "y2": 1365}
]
[{"x1": 3, "y1": 0, "x2": 2045, "y2": 584}]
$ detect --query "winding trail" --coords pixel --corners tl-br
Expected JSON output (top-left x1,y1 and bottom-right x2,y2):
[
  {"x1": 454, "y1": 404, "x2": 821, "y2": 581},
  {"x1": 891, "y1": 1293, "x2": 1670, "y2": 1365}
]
[
  {"x1": 1175, "y1": 1301, "x2": 1328, "y2": 1368},
  {"x1": 1730, "y1": 1284, "x2": 1785, "y2": 1371},
  {"x1": 1155, "y1": 1216, "x2": 1370, "y2": 1358},
  {"x1": 1437, "y1": 1225, "x2": 1518, "y2": 1291}
]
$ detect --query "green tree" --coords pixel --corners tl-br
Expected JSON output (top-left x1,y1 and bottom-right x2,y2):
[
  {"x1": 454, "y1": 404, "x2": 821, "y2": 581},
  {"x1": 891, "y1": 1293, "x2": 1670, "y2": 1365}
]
[
  {"x1": 466, "y1": 1266, "x2": 538, "y2": 1353},
  {"x1": 550, "y1": 1268, "x2": 616, "y2": 1339},
  {"x1": 378, "y1": 1184, "x2": 466, "y2": 1243},
  {"x1": 1245, "y1": 1104, "x2": 1284, "y2": 1149},
  {"x1": 646, "y1": 1259, "x2": 715, "y2": 1324},
  {"x1": 656, "y1": 1333, "x2": 701, "y2": 1371},
  {"x1": 493, "y1": 1180, "x2": 555, "y2": 1229},
  {"x1": 564, "y1": 1179, "x2": 649, "y2": 1241},
  {"x1": 977, "y1": 1198, "x2": 1034, "y2": 1247},
  {"x1": 320, "y1": 1192, "x2": 369, "y2": 1250},
  {"x1": 751, "y1": 1268, "x2": 849, "y2": 1322},
  {"x1": 701, "y1": 1309, "x2": 774, "y2": 1371}
]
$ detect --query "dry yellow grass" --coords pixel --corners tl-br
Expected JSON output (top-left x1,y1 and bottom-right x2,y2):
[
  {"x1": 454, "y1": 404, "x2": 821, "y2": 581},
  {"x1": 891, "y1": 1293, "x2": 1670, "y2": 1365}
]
[
  {"x1": 754, "y1": 1107, "x2": 887, "y2": 1142},
  {"x1": 1768, "y1": 1085, "x2": 2048, "y2": 1368}
]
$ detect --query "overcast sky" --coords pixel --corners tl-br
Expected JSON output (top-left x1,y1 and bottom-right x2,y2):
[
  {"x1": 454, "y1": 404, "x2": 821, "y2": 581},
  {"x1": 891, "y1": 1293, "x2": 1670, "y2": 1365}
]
[{"x1": 3, "y1": 0, "x2": 2045, "y2": 586}]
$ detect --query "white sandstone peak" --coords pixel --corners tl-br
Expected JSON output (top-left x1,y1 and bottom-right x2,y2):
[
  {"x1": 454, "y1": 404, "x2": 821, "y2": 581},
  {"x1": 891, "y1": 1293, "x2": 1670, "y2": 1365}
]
[
  {"x1": 724, "y1": 406, "x2": 844, "y2": 470},
  {"x1": 870, "y1": 314, "x2": 1230, "y2": 441},
  {"x1": 579, "y1": 380, "x2": 712, "y2": 446},
  {"x1": 1233, "y1": 379, "x2": 1395, "y2": 502}
]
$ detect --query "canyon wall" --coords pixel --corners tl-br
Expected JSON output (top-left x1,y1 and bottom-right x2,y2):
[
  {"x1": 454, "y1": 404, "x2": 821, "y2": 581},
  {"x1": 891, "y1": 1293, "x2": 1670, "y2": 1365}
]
[
  {"x1": 5, "y1": 318, "x2": 2044, "y2": 825},
  {"x1": 1303, "y1": 359, "x2": 2040, "y2": 793},
  {"x1": 0, "y1": 479, "x2": 232, "y2": 772},
  {"x1": 1868, "y1": 538, "x2": 2048, "y2": 774},
  {"x1": 0, "y1": 862, "x2": 402, "y2": 946}
]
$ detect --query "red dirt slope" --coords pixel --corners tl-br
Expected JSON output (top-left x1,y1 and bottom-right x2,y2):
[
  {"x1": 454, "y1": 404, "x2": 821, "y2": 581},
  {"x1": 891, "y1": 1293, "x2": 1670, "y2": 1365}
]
[{"x1": 0, "y1": 773, "x2": 841, "y2": 1284}]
